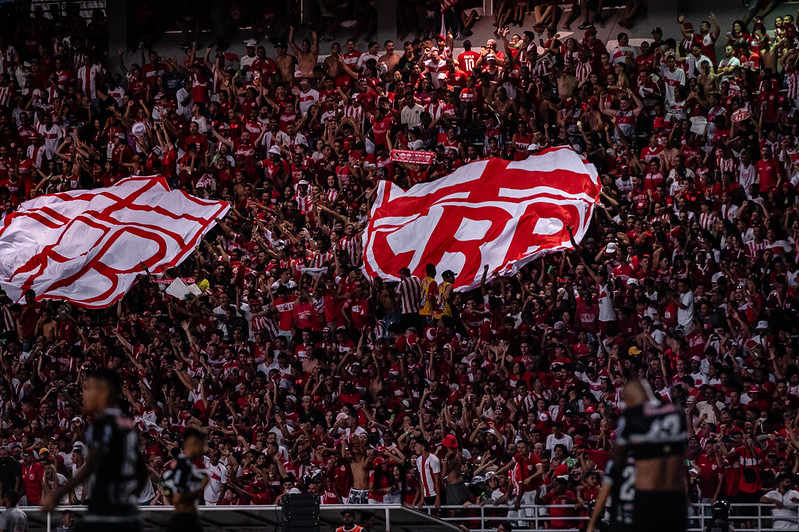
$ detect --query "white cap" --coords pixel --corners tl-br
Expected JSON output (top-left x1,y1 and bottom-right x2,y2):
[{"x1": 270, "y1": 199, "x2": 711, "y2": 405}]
[
  {"x1": 486, "y1": 53, "x2": 497, "y2": 61},
  {"x1": 131, "y1": 122, "x2": 147, "y2": 137},
  {"x1": 268, "y1": 145, "x2": 281, "y2": 155},
  {"x1": 756, "y1": 320, "x2": 769, "y2": 330},
  {"x1": 437, "y1": 72, "x2": 448, "y2": 79},
  {"x1": 527, "y1": 143, "x2": 539, "y2": 151},
  {"x1": 605, "y1": 242, "x2": 618, "y2": 254},
  {"x1": 297, "y1": 179, "x2": 309, "y2": 186},
  {"x1": 244, "y1": 39, "x2": 257, "y2": 48}
]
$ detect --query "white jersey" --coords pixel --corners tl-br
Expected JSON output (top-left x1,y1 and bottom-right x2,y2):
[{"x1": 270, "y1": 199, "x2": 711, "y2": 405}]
[
  {"x1": 416, "y1": 453, "x2": 441, "y2": 498},
  {"x1": 203, "y1": 457, "x2": 228, "y2": 504}
]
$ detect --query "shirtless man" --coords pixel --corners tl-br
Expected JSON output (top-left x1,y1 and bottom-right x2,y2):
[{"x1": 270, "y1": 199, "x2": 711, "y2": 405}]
[
  {"x1": 36, "y1": 309, "x2": 58, "y2": 344},
  {"x1": 289, "y1": 26, "x2": 319, "y2": 78},
  {"x1": 275, "y1": 42, "x2": 297, "y2": 83},
  {"x1": 612, "y1": 379, "x2": 688, "y2": 532},
  {"x1": 377, "y1": 41, "x2": 399, "y2": 76},
  {"x1": 441, "y1": 434, "x2": 469, "y2": 515},
  {"x1": 557, "y1": 63, "x2": 579, "y2": 99},
  {"x1": 344, "y1": 436, "x2": 371, "y2": 504},
  {"x1": 323, "y1": 42, "x2": 345, "y2": 79}
]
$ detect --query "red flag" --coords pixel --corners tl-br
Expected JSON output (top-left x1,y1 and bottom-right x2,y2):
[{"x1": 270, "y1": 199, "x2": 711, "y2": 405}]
[{"x1": 362, "y1": 147, "x2": 601, "y2": 290}]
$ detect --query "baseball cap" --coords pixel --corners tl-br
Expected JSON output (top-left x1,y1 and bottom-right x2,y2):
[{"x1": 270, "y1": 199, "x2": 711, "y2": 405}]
[
  {"x1": 244, "y1": 39, "x2": 257, "y2": 47},
  {"x1": 683, "y1": 22, "x2": 694, "y2": 32},
  {"x1": 756, "y1": 320, "x2": 769, "y2": 330}
]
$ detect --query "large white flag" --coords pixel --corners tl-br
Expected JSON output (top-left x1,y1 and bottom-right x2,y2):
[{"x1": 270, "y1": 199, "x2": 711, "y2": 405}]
[
  {"x1": 362, "y1": 147, "x2": 601, "y2": 291},
  {"x1": 0, "y1": 176, "x2": 229, "y2": 308}
]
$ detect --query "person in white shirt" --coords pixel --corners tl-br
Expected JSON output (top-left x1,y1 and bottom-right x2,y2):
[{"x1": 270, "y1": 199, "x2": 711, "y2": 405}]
[
  {"x1": 414, "y1": 438, "x2": 441, "y2": 508},
  {"x1": 677, "y1": 278, "x2": 695, "y2": 332},
  {"x1": 356, "y1": 41, "x2": 381, "y2": 71},
  {"x1": 203, "y1": 449, "x2": 228, "y2": 505},
  {"x1": 545, "y1": 422, "x2": 574, "y2": 458},
  {"x1": 761, "y1": 474, "x2": 799, "y2": 529},
  {"x1": 176, "y1": 78, "x2": 192, "y2": 120},
  {"x1": 717, "y1": 45, "x2": 741, "y2": 78},
  {"x1": 190, "y1": 103, "x2": 210, "y2": 134},
  {"x1": 400, "y1": 93, "x2": 424, "y2": 130},
  {"x1": 685, "y1": 43, "x2": 712, "y2": 79},
  {"x1": 610, "y1": 32, "x2": 636, "y2": 64},
  {"x1": 240, "y1": 39, "x2": 257, "y2": 69},
  {"x1": 661, "y1": 54, "x2": 686, "y2": 105},
  {"x1": 297, "y1": 78, "x2": 319, "y2": 115}
]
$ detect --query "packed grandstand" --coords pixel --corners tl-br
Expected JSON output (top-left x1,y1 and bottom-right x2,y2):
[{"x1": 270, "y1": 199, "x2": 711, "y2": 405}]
[{"x1": 2, "y1": 0, "x2": 799, "y2": 530}]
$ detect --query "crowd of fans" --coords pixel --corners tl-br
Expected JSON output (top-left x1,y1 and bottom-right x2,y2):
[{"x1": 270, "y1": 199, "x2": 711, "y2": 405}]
[{"x1": 6, "y1": 0, "x2": 799, "y2": 530}]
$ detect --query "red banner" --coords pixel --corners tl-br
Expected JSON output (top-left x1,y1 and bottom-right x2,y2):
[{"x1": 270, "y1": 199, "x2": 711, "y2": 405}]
[{"x1": 390, "y1": 150, "x2": 435, "y2": 165}]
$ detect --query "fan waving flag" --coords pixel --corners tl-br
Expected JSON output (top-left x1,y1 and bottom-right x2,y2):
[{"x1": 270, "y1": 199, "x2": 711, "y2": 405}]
[
  {"x1": 363, "y1": 147, "x2": 601, "y2": 291},
  {"x1": 0, "y1": 176, "x2": 230, "y2": 308}
]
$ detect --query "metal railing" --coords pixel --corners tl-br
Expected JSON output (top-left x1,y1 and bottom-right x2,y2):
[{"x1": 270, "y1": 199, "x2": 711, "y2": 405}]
[
  {"x1": 422, "y1": 502, "x2": 799, "y2": 532},
  {"x1": 10, "y1": 502, "x2": 799, "y2": 531}
]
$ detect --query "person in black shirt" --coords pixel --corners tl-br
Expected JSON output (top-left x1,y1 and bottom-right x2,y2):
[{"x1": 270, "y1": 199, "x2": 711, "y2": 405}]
[
  {"x1": 0, "y1": 446, "x2": 22, "y2": 499},
  {"x1": 41, "y1": 369, "x2": 146, "y2": 532},
  {"x1": 161, "y1": 427, "x2": 208, "y2": 532},
  {"x1": 586, "y1": 457, "x2": 635, "y2": 532},
  {"x1": 612, "y1": 379, "x2": 688, "y2": 532}
]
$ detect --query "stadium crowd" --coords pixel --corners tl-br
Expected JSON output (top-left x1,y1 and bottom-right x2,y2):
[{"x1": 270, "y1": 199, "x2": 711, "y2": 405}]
[{"x1": 5, "y1": 0, "x2": 799, "y2": 530}]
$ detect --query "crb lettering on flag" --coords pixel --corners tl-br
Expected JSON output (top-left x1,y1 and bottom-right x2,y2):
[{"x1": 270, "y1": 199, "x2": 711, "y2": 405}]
[
  {"x1": 731, "y1": 109, "x2": 750, "y2": 123},
  {"x1": 390, "y1": 150, "x2": 435, "y2": 165},
  {"x1": 0, "y1": 176, "x2": 229, "y2": 308},
  {"x1": 362, "y1": 146, "x2": 601, "y2": 291}
]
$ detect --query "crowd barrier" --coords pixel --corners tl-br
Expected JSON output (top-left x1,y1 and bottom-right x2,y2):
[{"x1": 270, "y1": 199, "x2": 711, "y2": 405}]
[{"x1": 10, "y1": 502, "x2": 799, "y2": 531}]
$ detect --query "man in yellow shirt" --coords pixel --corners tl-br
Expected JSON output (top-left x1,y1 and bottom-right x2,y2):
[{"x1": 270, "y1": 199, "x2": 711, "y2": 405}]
[
  {"x1": 419, "y1": 263, "x2": 438, "y2": 322},
  {"x1": 435, "y1": 270, "x2": 455, "y2": 320}
]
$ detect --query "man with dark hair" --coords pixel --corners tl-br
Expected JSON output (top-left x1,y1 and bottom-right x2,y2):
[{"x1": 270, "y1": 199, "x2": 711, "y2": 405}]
[
  {"x1": 414, "y1": 438, "x2": 441, "y2": 509},
  {"x1": 162, "y1": 427, "x2": 209, "y2": 532},
  {"x1": 760, "y1": 473, "x2": 799, "y2": 529},
  {"x1": 0, "y1": 489, "x2": 27, "y2": 532},
  {"x1": 335, "y1": 509, "x2": 363, "y2": 532},
  {"x1": 360, "y1": 510, "x2": 376, "y2": 532},
  {"x1": 497, "y1": 522, "x2": 514, "y2": 532},
  {"x1": 419, "y1": 264, "x2": 438, "y2": 323},
  {"x1": 42, "y1": 369, "x2": 146, "y2": 532}
]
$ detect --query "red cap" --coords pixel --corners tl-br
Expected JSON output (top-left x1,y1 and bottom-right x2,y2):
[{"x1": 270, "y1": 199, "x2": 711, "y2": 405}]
[
  {"x1": 683, "y1": 22, "x2": 694, "y2": 31},
  {"x1": 585, "y1": 28, "x2": 597, "y2": 37}
]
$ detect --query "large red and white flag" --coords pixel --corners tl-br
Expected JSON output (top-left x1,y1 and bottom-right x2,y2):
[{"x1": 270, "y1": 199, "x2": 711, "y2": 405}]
[
  {"x1": 363, "y1": 147, "x2": 601, "y2": 291},
  {"x1": 0, "y1": 176, "x2": 229, "y2": 308}
]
